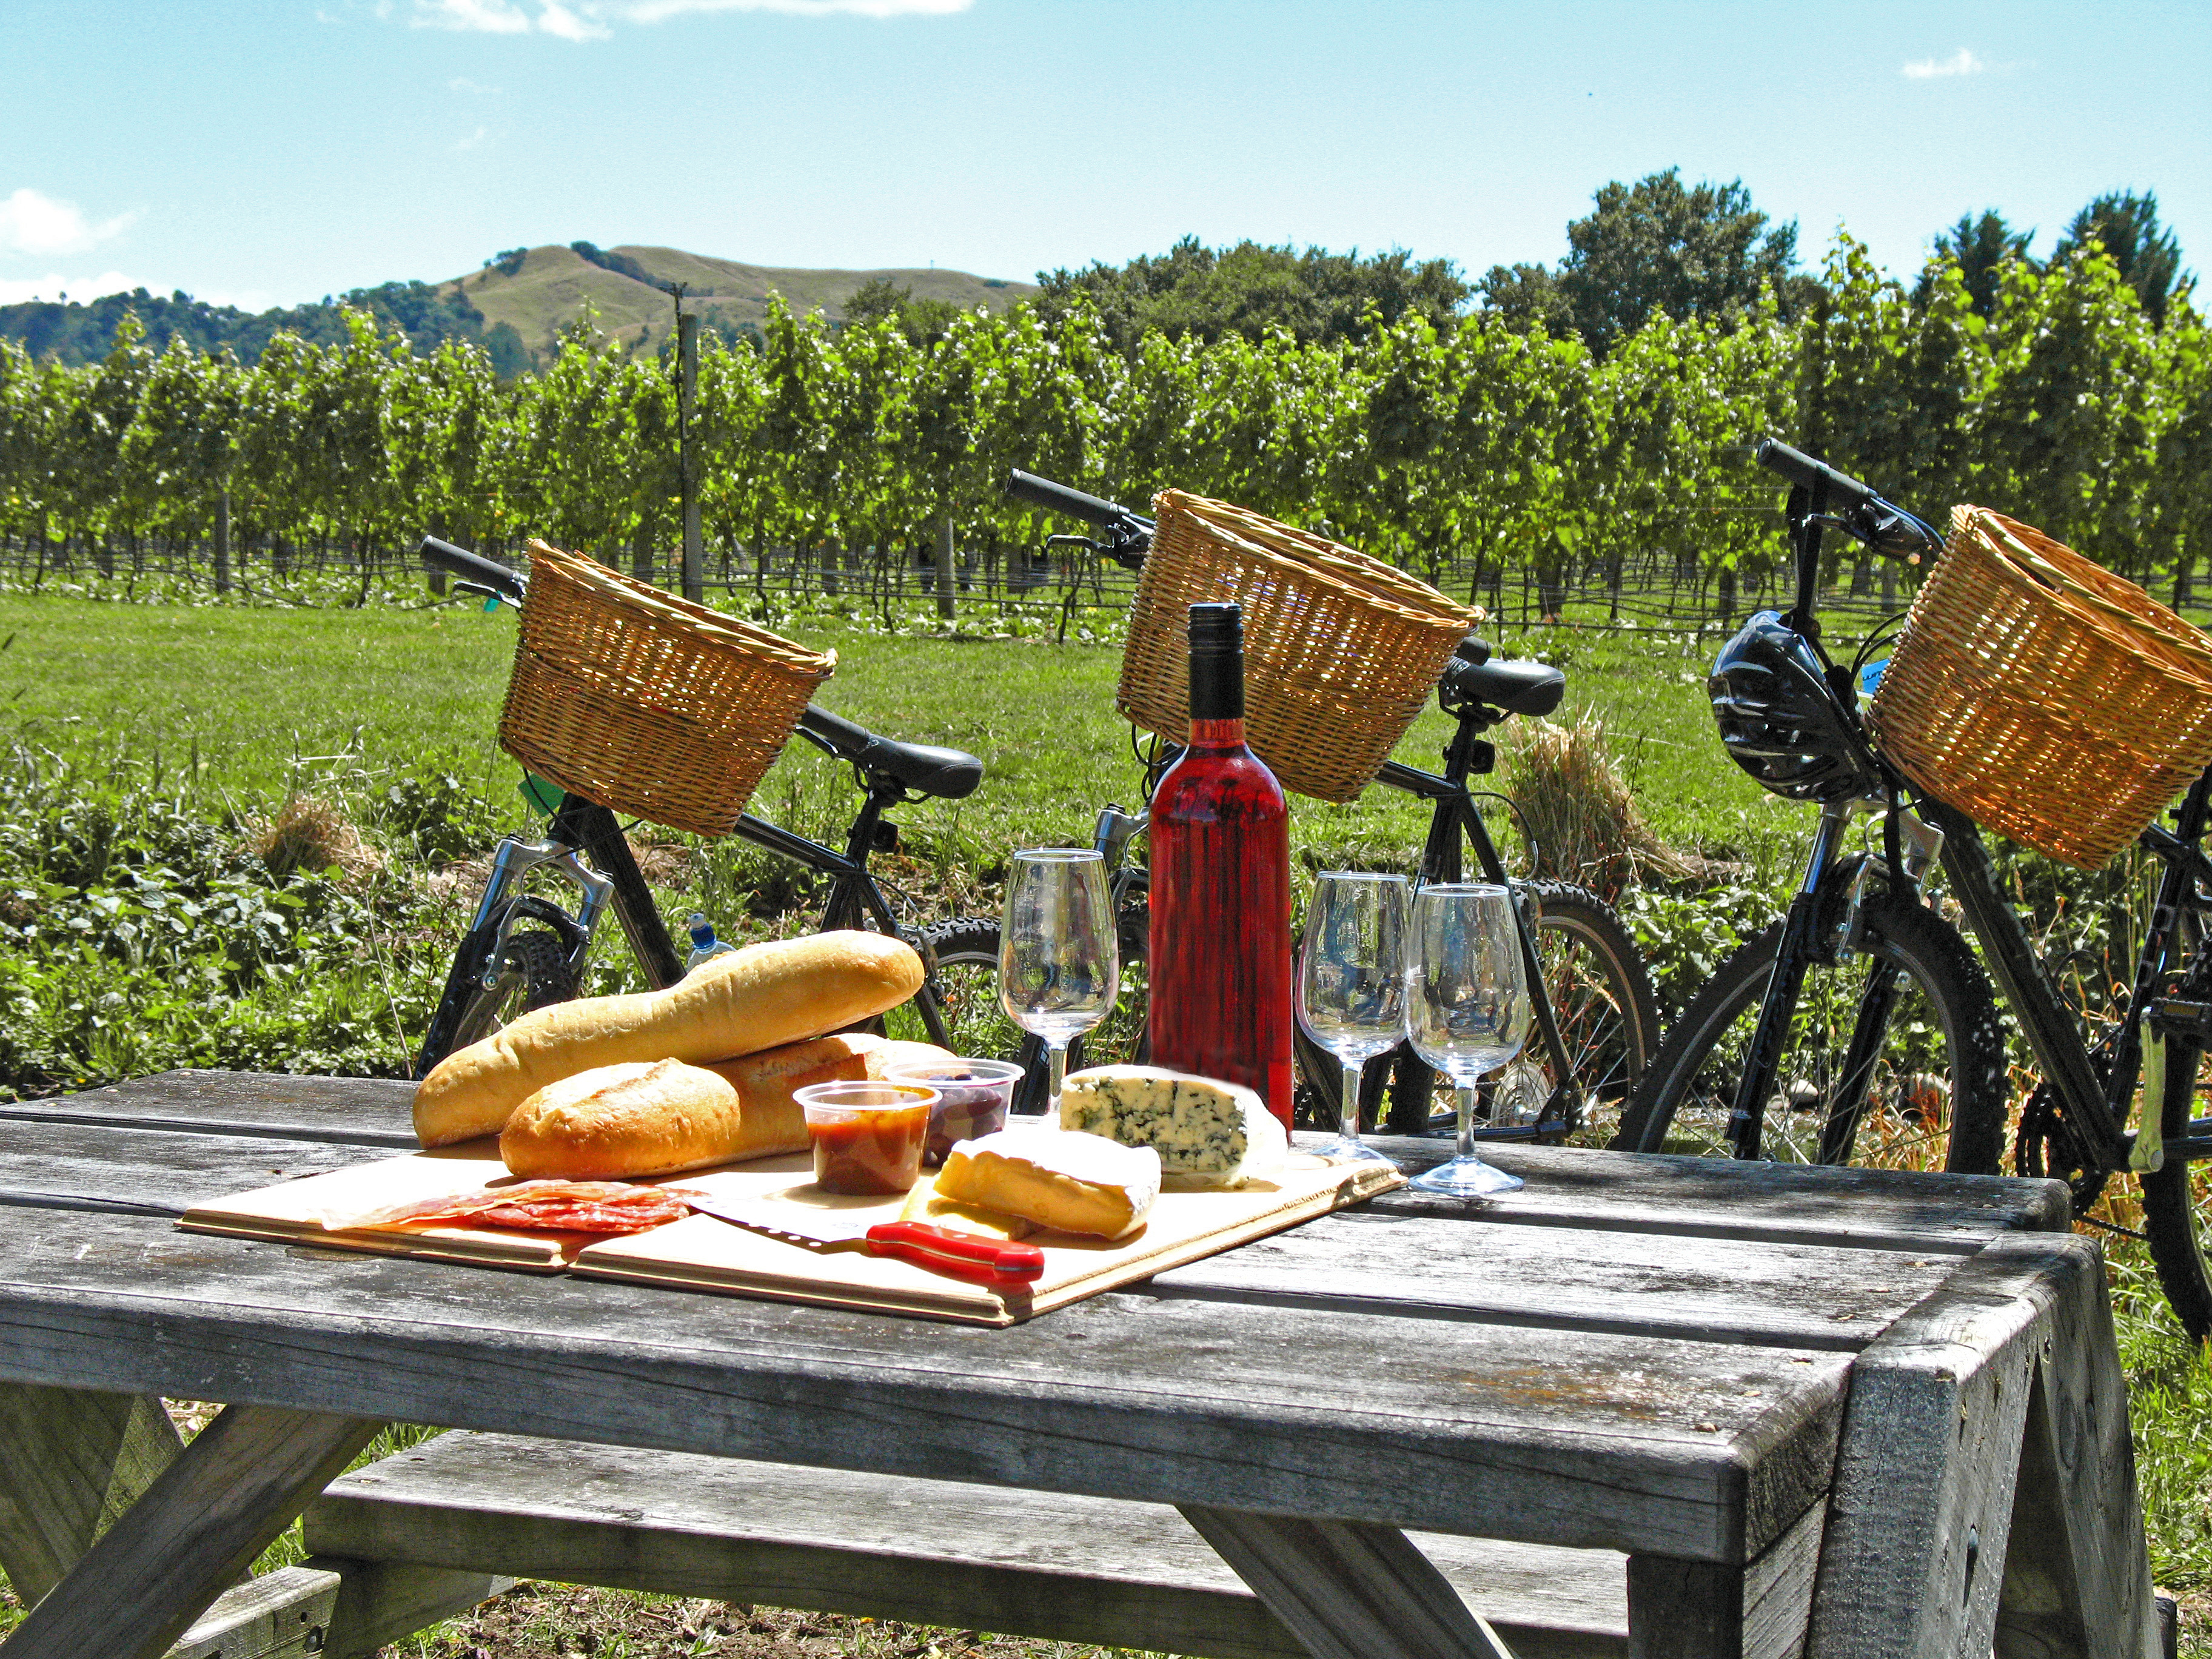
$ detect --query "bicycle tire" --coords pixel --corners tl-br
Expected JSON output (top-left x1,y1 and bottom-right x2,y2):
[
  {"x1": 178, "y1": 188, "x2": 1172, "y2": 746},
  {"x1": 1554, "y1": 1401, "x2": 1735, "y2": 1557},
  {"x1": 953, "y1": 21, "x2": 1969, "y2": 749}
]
[
  {"x1": 444, "y1": 931, "x2": 577, "y2": 1059},
  {"x1": 2142, "y1": 1032, "x2": 2212, "y2": 1342},
  {"x1": 1617, "y1": 891, "x2": 2007, "y2": 1172},
  {"x1": 1369, "y1": 880, "x2": 1661, "y2": 1146}
]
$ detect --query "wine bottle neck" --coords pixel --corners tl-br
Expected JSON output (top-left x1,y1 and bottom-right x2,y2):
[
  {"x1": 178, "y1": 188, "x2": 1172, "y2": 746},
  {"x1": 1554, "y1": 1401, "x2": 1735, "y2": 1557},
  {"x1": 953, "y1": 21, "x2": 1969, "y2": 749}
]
[
  {"x1": 1189, "y1": 648, "x2": 1244, "y2": 721},
  {"x1": 1187, "y1": 717, "x2": 1248, "y2": 749}
]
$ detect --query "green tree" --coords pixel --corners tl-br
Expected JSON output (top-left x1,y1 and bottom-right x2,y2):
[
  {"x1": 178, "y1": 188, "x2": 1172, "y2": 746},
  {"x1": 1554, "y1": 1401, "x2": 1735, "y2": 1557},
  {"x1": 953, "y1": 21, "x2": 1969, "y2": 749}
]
[
  {"x1": 1475, "y1": 262, "x2": 1572, "y2": 333},
  {"x1": 2053, "y1": 190, "x2": 2193, "y2": 327},
  {"x1": 1553, "y1": 169, "x2": 1802, "y2": 356},
  {"x1": 1914, "y1": 210, "x2": 2036, "y2": 318}
]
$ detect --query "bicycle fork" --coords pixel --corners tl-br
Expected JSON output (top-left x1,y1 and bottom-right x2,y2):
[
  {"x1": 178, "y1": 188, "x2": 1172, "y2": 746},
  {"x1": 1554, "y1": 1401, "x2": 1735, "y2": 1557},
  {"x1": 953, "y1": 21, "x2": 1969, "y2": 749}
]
[{"x1": 1724, "y1": 797, "x2": 1944, "y2": 1161}]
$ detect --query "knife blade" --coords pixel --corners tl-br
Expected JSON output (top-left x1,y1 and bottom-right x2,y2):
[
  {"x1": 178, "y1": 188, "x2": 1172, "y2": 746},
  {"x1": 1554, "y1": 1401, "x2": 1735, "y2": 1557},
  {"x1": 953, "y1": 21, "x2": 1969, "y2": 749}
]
[{"x1": 679, "y1": 1193, "x2": 1045, "y2": 1287}]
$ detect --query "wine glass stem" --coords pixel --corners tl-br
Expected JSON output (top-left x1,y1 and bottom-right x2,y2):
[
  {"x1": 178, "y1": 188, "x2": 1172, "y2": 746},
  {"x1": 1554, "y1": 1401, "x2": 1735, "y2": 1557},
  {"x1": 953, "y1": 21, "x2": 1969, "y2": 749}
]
[
  {"x1": 1339, "y1": 1058, "x2": 1364, "y2": 1144},
  {"x1": 1456, "y1": 1083, "x2": 1478, "y2": 1160},
  {"x1": 1047, "y1": 1041, "x2": 1068, "y2": 1122}
]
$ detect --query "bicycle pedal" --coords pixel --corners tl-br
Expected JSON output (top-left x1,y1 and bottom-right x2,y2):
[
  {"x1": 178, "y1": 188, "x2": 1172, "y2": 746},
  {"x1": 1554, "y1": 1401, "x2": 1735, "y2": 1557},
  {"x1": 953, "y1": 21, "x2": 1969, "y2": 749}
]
[{"x1": 2150, "y1": 997, "x2": 2212, "y2": 1040}]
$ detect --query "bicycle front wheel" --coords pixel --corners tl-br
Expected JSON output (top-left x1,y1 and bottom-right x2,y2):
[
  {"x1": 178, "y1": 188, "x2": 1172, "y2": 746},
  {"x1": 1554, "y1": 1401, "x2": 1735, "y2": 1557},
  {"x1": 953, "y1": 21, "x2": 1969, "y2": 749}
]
[
  {"x1": 1617, "y1": 891, "x2": 2007, "y2": 1171},
  {"x1": 2142, "y1": 1032, "x2": 2212, "y2": 1342}
]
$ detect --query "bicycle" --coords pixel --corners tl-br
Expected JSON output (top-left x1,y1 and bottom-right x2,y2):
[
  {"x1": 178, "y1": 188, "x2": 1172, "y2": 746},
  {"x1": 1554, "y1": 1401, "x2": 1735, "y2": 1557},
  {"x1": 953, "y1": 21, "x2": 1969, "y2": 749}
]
[
  {"x1": 1000, "y1": 471, "x2": 1660, "y2": 1144},
  {"x1": 1619, "y1": 437, "x2": 2212, "y2": 1339},
  {"x1": 412, "y1": 535, "x2": 1009, "y2": 1078}
]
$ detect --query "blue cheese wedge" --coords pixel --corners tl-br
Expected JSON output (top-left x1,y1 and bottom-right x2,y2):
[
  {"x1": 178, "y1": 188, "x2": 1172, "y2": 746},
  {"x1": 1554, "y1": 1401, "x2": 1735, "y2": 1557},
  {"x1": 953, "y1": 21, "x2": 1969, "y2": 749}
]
[{"x1": 1057, "y1": 1065, "x2": 1289, "y2": 1188}]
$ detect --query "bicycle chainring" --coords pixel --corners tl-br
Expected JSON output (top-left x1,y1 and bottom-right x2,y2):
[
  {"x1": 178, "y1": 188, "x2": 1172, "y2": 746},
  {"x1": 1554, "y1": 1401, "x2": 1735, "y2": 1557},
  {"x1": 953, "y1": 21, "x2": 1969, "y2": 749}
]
[{"x1": 2016, "y1": 1071, "x2": 2111, "y2": 1215}]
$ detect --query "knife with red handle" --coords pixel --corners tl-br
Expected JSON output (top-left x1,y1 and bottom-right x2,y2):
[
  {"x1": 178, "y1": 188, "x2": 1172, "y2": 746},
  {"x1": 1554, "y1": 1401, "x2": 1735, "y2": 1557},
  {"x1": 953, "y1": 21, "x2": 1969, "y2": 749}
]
[{"x1": 675, "y1": 1193, "x2": 1047, "y2": 1288}]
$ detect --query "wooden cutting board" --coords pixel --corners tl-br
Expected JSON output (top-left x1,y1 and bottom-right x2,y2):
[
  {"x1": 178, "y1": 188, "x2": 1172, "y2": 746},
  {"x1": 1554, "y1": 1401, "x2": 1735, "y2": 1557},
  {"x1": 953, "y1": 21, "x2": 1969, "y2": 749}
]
[{"x1": 178, "y1": 1144, "x2": 1405, "y2": 1324}]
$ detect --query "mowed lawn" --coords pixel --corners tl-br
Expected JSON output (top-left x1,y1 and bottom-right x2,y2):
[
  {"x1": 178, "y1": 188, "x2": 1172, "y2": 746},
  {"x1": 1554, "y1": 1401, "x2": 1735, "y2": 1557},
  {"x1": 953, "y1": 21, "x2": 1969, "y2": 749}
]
[{"x1": 1, "y1": 594, "x2": 1761, "y2": 877}]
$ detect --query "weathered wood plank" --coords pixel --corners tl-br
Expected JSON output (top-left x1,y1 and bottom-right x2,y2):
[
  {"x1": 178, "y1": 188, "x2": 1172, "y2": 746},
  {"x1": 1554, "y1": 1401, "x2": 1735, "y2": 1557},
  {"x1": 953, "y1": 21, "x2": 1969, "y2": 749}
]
[
  {"x1": 166, "y1": 1564, "x2": 341, "y2": 1659},
  {"x1": 0, "y1": 1381, "x2": 183, "y2": 1605},
  {"x1": 303, "y1": 1559, "x2": 513, "y2": 1659},
  {"x1": 1180, "y1": 1505, "x2": 1518, "y2": 1659},
  {"x1": 1624, "y1": 1500, "x2": 1823, "y2": 1659},
  {"x1": 1150, "y1": 1210, "x2": 1955, "y2": 1350},
  {"x1": 0, "y1": 1119, "x2": 384, "y2": 1218},
  {"x1": 0, "y1": 1208, "x2": 1845, "y2": 1561},
  {"x1": 0, "y1": 1404, "x2": 380, "y2": 1659},
  {"x1": 1992, "y1": 1235, "x2": 2159, "y2": 1659},
  {"x1": 1804, "y1": 1233, "x2": 2150, "y2": 1659},
  {"x1": 1370, "y1": 1139, "x2": 2071, "y2": 1254},
  {"x1": 304, "y1": 1430, "x2": 1628, "y2": 1659},
  {"x1": 2, "y1": 1071, "x2": 415, "y2": 1148}
]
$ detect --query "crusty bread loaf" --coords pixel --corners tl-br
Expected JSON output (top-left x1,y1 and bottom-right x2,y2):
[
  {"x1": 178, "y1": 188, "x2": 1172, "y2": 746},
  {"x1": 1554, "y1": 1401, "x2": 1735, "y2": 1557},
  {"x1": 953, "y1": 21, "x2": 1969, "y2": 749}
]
[
  {"x1": 697, "y1": 1033, "x2": 955, "y2": 1159},
  {"x1": 500, "y1": 1059, "x2": 747, "y2": 1178},
  {"x1": 414, "y1": 931, "x2": 924, "y2": 1148}
]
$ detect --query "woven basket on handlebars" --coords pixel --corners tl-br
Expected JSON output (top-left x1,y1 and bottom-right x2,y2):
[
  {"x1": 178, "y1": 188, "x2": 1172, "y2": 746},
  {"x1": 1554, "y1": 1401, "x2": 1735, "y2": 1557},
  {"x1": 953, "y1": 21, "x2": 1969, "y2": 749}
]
[
  {"x1": 1118, "y1": 492, "x2": 1485, "y2": 803},
  {"x1": 1866, "y1": 505, "x2": 2212, "y2": 870},
  {"x1": 497, "y1": 540, "x2": 836, "y2": 837}
]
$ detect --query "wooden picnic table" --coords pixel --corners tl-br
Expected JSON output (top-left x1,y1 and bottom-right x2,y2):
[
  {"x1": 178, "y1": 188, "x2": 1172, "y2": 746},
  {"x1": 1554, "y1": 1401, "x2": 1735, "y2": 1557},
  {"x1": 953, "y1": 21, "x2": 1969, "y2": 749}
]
[{"x1": 0, "y1": 1070, "x2": 2162, "y2": 1659}]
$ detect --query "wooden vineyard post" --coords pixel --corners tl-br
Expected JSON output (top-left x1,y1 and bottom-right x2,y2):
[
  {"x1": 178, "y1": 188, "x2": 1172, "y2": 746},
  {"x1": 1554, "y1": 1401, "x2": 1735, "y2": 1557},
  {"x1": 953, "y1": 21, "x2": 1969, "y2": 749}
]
[
  {"x1": 937, "y1": 518, "x2": 956, "y2": 620},
  {"x1": 679, "y1": 307, "x2": 703, "y2": 604}
]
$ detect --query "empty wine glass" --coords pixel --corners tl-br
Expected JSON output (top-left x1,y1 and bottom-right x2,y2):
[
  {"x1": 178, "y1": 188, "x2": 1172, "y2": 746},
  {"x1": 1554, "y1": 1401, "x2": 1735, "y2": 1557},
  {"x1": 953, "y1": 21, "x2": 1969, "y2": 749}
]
[
  {"x1": 1296, "y1": 872, "x2": 1408, "y2": 1167},
  {"x1": 999, "y1": 848, "x2": 1118, "y2": 1121},
  {"x1": 1405, "y1": 882, "x2": 1529, "y2": 1197}
]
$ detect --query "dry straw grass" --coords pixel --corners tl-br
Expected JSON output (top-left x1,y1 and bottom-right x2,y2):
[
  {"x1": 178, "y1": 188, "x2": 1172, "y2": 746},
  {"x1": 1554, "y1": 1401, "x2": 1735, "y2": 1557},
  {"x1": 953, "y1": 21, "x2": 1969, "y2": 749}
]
[
  {"x1": 247, "y1": 794, "x2": 386, "y2": 882},
  {"x1": 1501, "y1": 712, "x2": 1712, "y2": 900}
]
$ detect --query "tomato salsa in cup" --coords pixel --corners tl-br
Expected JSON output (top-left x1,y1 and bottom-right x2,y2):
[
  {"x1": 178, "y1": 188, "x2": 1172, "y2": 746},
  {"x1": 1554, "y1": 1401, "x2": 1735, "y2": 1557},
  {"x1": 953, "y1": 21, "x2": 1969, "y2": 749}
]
[{"x1": 795, "y1": 1081, "x2": 937, "y2": 1196}]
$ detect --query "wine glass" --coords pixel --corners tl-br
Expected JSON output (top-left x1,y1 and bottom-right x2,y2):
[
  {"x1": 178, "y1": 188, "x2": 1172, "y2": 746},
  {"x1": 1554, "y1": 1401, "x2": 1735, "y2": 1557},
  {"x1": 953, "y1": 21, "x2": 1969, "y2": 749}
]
[
  {"x1": 1296, "y1": 872, "x2": 1408, "y2": 1167},
  {"x1": 999, "y1": 848, "x2": 1118, "y2": 1121},
  {"x1": 1404, "y1": 882, "x2": 1529, "y2": 1197}
]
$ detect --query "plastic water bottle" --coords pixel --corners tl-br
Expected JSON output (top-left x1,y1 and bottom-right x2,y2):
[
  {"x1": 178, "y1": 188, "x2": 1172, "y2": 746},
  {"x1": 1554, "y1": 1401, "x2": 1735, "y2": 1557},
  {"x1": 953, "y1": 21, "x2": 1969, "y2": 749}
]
[{"x1": 683, "y1": 913, "x2": 740, "y2": 976}]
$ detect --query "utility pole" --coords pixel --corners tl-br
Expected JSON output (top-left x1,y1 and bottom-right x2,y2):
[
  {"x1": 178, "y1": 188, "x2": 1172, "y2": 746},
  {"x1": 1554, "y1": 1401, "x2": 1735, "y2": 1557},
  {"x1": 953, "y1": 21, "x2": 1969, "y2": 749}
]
[{"x1": 675, "y1": 287, "x2": 703, "y2": 603}]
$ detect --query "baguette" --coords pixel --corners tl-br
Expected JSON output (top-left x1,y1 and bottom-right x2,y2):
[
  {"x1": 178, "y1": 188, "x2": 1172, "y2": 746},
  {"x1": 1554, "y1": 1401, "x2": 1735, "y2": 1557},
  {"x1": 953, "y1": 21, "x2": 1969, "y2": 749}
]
[
  {"x1": 415, "y1": 930, "x2": 924, "y2": 1147},
  {"x1": 696, "y1": 1033, "x2": 956, "y2": 1159},
  {"x1": 500, "y1": 1059, "x2": 743, "y2": 1178},
  {"x1": 500, "y1": 1034, "x2": 958, "y2": 1178}
]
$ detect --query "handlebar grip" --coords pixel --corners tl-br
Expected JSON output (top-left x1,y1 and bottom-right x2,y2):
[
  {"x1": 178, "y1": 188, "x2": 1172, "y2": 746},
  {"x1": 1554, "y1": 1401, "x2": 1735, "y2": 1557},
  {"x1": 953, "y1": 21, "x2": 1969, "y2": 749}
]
[
  {"x1": 1005, "y1": 469, "x2": 1132, "y2": 528},
  {"x1": 420, "y1": 535, "x2": 527, "y2": 603},
  {"x1": 1752, "y1": 437, "x2": 1877, "y2": 517},
  {"x1": 1453, "y1": 634, "x2": 1492, "y2": 666}
]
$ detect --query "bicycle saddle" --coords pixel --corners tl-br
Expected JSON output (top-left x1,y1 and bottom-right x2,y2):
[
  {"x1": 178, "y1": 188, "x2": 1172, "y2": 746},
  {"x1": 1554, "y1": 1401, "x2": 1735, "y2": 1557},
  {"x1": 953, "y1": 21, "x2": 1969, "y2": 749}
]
[
  {"x1": 1441, "y1": 656, "x2": 1566, "y2": 717},
  {"x1": 797, "y1": 707, "x2": 985, "y2": 800}
]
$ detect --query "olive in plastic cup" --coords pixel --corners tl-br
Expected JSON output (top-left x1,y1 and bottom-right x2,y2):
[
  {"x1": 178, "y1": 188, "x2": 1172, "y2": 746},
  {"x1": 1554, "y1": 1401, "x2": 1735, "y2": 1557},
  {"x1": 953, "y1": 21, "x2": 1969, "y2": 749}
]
[
  {"x1": 886, "y1": 1057, "x2": 1025, "y2": 1166},
  {"x1": 796, "y1": 1081, "x2": 937, "y2": 1196}
]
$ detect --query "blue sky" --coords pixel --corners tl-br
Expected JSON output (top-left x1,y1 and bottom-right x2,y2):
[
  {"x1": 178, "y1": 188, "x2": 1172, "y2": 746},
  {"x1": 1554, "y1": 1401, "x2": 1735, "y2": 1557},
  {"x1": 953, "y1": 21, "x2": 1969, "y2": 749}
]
[{"x1": 4, "y1": 0, "x2": 2206, "y2": 312}]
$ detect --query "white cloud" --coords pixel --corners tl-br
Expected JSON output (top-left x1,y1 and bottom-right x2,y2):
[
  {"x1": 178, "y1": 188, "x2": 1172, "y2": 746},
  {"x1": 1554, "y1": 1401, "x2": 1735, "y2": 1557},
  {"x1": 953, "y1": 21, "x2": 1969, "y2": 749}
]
[
  {"x1": 1902, "y1": 47, "x2": 1986, "y2": 79},
  {"x1": 406, "y1": 0, "x2": 965, "y2": 36},
  {"x1": 448, "y1": 75, "x2": 503, "y2": 92},
  {"x1": 0, "y1": 188, "x2": 135, "y2": 258},
  {"x1": 0, "y1": 271, "x2": 141, "y2": 305},
  {"x1": 453, "y1": 124, "x2": 495, "y2": 150}
]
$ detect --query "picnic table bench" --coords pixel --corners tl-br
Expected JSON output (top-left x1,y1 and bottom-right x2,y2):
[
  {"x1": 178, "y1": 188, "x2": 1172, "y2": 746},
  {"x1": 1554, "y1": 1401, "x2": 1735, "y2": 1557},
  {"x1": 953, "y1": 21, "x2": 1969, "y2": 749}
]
[{"x1": 0, "y1": 1070, "x2": 2163, "y2": 1659}]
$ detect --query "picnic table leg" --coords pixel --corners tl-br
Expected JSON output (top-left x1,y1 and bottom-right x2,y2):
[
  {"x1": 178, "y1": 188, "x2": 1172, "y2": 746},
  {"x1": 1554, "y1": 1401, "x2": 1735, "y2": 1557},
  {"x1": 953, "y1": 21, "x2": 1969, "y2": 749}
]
[
  {"x1": 0, "y1": 1381, "x2": 183, "y2": 1605},
  {"x1": 1624, "y1": 1500, "x2": 1825, "y2": 1659},
  {"x1": 1806, "y1": 1233, "x2": 2157, "y2": 1659},
  {"x1": 1179, "y1": 1505, "x2": 1519, "y2": 1659},
  {"x1": 0, "y1": 1403, "x2": 380, "y2": 1659}
]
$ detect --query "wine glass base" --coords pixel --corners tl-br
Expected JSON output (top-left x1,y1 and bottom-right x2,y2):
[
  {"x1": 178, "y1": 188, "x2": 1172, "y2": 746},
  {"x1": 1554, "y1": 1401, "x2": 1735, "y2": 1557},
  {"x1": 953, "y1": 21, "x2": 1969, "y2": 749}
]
[
  {"x1": 1310, "y1": 1136, "x2": 1398, "y2": 1167},
  {"x1": 1407, "y1": 1155, "x2": 1524, "y2": 1197}
]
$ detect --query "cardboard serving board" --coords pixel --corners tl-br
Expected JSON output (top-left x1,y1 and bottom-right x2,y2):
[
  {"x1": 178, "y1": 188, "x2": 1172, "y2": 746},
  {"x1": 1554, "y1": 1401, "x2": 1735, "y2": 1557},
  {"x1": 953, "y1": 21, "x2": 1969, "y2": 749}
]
[{"x1": 178, "y1": 1144, "x2": 1405, "y2": 1325}]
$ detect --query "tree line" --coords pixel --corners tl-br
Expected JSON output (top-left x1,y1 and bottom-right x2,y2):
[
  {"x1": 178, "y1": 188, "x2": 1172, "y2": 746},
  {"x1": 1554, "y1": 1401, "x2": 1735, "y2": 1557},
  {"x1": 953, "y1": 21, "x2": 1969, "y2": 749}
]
[{"x1": 1, "y1": 221, "x2": 2207, "y2": 620}]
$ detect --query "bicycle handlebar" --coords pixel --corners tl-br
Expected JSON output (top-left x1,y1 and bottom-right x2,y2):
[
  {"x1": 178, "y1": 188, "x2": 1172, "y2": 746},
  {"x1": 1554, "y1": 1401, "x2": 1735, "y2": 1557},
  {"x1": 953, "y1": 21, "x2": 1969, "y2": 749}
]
[
  {"x1": 1752, "y1": 437, "x2": 1943, "y2": 563},
  {"x1": 1004, "y1": 469, "x2": 1154, "y2": 569},
  {"x1": 421, "y1": 535, "x2": 528, "y2": 604}
]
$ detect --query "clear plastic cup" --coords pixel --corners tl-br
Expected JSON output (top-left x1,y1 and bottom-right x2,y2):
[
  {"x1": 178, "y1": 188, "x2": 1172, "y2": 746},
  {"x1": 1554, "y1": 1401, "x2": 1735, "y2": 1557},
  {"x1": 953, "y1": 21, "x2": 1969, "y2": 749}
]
[
  {"x1": 886, "y1": 1057, "x2": 1025, "y2": 1166},
  {"x1": 795, "y1": 1081, "x2": 938, "y2": 1195}
]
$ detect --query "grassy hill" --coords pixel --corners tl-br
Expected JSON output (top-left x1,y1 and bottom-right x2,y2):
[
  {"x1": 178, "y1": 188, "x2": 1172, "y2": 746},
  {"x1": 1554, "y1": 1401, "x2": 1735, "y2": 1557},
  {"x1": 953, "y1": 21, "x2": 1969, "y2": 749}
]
[
  {"x1": 0, "y1": 246, "x2": 1034, "y2": 370},
  {"x1": 441, "y1": 244, "x2": 1036, "y2": 363}
]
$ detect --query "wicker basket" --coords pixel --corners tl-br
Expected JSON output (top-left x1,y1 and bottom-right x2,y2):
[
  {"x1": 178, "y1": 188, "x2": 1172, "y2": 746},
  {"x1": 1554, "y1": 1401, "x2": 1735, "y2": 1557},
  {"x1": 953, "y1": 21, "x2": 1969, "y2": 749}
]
[
  {"x1": 1866, "y1": 506, "x2": 2212, "y2": 870},
  {"x1": 1118, "y1": 492, "x2": 1484, "y2": 803},
  {"x1": 498, "y1": 540, "x2": 836, "y2": 837}
]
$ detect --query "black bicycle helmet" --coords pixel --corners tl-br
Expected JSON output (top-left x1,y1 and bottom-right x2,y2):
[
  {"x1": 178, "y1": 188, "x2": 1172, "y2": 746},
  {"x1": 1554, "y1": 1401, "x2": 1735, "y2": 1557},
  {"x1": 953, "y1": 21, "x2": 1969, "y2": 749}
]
[{"x1": 1708, "y1": 611, "x2": 1883, "y2": 802}]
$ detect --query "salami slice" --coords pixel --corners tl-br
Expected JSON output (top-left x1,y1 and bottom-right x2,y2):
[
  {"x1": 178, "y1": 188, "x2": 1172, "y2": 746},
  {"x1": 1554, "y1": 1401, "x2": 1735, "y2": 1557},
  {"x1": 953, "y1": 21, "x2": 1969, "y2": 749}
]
[{"x1": 354, "y1": 1181, "x2": 694, "y2": 1236}]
